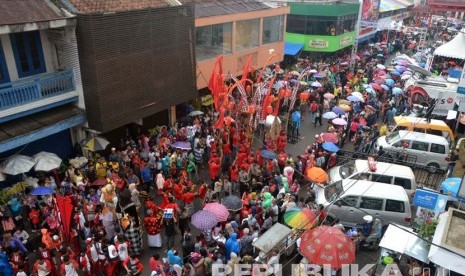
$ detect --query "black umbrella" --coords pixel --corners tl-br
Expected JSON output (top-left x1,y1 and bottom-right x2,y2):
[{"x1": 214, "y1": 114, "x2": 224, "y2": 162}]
[{"x1": 221, "y1": 195, "x2": 243, "y2": 211}]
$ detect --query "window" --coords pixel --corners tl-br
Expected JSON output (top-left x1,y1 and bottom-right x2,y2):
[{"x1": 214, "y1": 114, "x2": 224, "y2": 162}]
[
  {"x1": 236, "y1": 19, "x2": 260, "y2": 52},
  {"x1": 10, "y1": 31, "x2": 46, "y2": 77},
  {"x1": 262, "y1": 16, "x2": 284, "y2": 44},
  {"x1": 371, "y1": 174, "x2": 393, "y2": 184},
  {"x1": 196, "y1": 23, "x2": 232, "y2": 61},
  {"x1": 430, "y1": 143, "x2": 446, "y2": 154},
  {"x1": 360, "y1": 197, "x2": 383, "y2": 210},
  {"x1": 0, "y1": 42, "x2": 10, "y2": 84},
  {"x1": 338, "y1": 196, "x2": 358, "y2": 207},
  {"x1": 394, "y1": 178, "x2": 412, "y2": 190},
  {"x1": 385, "y1": 199, "x2": 405, "y2": 213},
  {"x1": 411, "y1": 141, "x2": 429, "y2": 151},
  {"x1": 286, "y1": 15, "x2": 306, "y2": 34}
]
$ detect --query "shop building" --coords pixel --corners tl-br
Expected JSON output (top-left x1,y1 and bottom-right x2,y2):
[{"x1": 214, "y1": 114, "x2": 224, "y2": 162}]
[
  {"x1": 193, "y1": 1, "x2": 290, "y2": 90},
  {"x1": 0, "y1": 0, "x2": 86, "y2": 159},
  {"x1": 285, "y1": 2, "x2": 359, "y2": 54}
]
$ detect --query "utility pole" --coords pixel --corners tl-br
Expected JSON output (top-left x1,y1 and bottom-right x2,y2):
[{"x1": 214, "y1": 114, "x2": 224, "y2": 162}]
[{"x1": 349, "y1": 0, "x2": 363, "y2": 74}]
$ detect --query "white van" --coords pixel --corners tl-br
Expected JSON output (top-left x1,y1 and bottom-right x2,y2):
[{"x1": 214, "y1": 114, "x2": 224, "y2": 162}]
[
  {"x1": 375, "y1": 130, "x2": 449, "y2": 172},
  {"x1": 315, "y1": 179, "x2": 412, "y2": 227},
  {"x1": 328, "y1": 159, "x2": 417, "y2": 197}
]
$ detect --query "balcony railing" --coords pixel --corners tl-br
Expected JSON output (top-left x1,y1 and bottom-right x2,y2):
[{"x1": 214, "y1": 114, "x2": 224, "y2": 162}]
[{"x1": 0, "y1": 69, "x2": 76, "y2": 110}]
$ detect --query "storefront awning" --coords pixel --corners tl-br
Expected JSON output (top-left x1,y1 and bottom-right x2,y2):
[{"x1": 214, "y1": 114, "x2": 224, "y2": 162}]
[
  {"x1": 379, "y1": 0, "x2": 409, "y2": 13},
  {"x1": 0, "y1": 105, "x2": 86, "y2": 153},
  {"x1": 284, "y1": 42, "x2": 304, "y2": 56},
  {"x1": 379, "y1": 224, "x2": 430, "y2": 264}
]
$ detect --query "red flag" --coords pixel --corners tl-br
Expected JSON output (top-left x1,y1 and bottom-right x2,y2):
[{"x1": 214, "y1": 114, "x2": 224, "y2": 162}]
[
  {"x1": 242, "y1": 55, "x2": 252, "y2": 81},
  {"x1": 215, "y1": 107, "x2": 225, "y2": 129},
  {"x1": 55, "y1": 195, "x2": 74, "y2": 243}
]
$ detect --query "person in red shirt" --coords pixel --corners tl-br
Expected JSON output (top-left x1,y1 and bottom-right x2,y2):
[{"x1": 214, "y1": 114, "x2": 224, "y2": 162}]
[
  {"x1": 229, "y1": 163, "x2": 239, "y2": 194},
  {"x1": 277, "y1": 131, "x2": 287, "y2": 151},
  {"x1": 123, "y1": 255, "x2": 144, "y2": 275},
  {"x1": 197, "y1": 182, "x2": 208, "y2": 200},
  {"x1": 208, "y1": 158, "x2": 221, "y2": 183},
  {"x1": 29, "y1": 207, "x2": 41, "y2": 232},
  {"x1": 173, "y1": 182, "x2": 183, "y2": 201},
  {"x1": 277, "y1": 150, "x2": 287, "y2": 172},
  {"x1": 144, "y1": 209, "x2": 163, "y2": 248}
]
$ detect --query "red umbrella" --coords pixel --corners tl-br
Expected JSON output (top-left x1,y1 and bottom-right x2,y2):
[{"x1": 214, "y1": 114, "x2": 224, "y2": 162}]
[
  {"x1": 321, "y1": 132, "x2": 338, "y2": 143},
  {"x1": 370, "y1": 83, "x2": 382, "y2": 91},
  {"x1": 299, "y1": 226, "x2": 356, "y2": 270},
  {"x1": 203, "y1": 202, "x2": 229, "y2": 222}
]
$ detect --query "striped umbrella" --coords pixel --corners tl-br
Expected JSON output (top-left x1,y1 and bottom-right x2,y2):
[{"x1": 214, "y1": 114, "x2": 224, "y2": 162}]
[{"x1": 191, "y1": 210, "x2": 218, "y2": 231}]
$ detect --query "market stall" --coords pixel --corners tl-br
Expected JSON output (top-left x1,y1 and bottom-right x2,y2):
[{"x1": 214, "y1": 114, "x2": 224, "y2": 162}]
[
  {"x1": 252, "y1": 223, "x2": 299, "y2": 261},
  {"x1": 376, "y1": 224, "x2": 430, "y2": 275}
]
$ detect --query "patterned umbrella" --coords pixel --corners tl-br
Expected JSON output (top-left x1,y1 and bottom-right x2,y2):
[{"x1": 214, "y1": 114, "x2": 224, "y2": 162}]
[
  {"x1": 191, "y1": 210, "x2": 218, "y2": 231},
  {"x1": 306, "y1": 167, "x2": 327, "y2": 183},
  {"x1": 284, "y1": 208, "x2": 317, "y2": 229},
  {"x1": 299, "y1": 226, "x2": 356, "y2": 270},
  {"x1": 203, "y1": 202, "x2": 229, "y2": 222},
  {"x1": 221, "y1": 195, "x2": 243, "y2": 211}
]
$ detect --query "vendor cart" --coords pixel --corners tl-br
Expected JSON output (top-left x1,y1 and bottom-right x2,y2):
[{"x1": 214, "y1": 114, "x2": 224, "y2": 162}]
[{"x1": 252, "y1": 223, "x2": 299, "y2": 260}]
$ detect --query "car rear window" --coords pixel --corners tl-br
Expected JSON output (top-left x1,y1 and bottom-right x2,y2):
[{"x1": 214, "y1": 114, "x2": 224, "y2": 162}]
[
  {"x1": 385, "y1": 199, "x2": 405, "y2": 213},
  {"x1": 430, "y1": 143, "x2": 446, "y2": 154},
  {"x1": 394, "y1": 177, "x2": 412, "y2": 190}
]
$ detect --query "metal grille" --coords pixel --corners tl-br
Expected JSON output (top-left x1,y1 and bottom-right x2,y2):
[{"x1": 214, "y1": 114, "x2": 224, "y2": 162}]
[{"x1": 75, "y1": 6, "x2": 196, "y2": 132}]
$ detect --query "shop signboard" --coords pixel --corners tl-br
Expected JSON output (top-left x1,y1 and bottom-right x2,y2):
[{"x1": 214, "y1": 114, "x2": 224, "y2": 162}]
[
  {"x1": 287, "y1": 32, "x2": 356, "y2": 52},
  {"x1": 340, "y1": 36, "x2": 353, "y2": 47},
  {"x1": 359, "y1": 0, "x2": 381, "y2": 36},
  {"x1": 412, "y1": 189, "x2": 448, "y2": 229},
  {"x1": 309, "y1": 39, "x2": 329, "y2": 49}
]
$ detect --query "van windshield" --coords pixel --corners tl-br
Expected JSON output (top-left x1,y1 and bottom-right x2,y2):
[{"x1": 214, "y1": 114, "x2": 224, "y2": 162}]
[
  {"x1": 339, "y1": 160, "x2": 357, "y2": 179},
  {"x1": 386, "y1": 131, "x2": 400, "y2": 144},
  {"x1": 325, "y1": 180, "x2": 344, "y2": 202}
]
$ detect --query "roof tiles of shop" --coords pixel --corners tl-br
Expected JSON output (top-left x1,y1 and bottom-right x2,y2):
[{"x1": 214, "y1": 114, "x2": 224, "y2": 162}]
[
  {"x1": 181, "y1": 0, "x2": 272, "y2": 18},
  {"x1": 63, "y1": 0, "x2": 168, "y2": 14},
  {"x1": 0, "y1": 0, "x2": 69, "y2": 26},
  {"x1": 379, "y1": 0, "x2": 411, "y2": 13}
]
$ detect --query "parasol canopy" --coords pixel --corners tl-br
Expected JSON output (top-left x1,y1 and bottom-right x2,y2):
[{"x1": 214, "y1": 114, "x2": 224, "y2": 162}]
[
  {"x1": 309, "y1": 69, "x2": 318, "y2": 74},
  {"x1": 392, "y1": 87, "x2": 403, "y2": 95},
  {"x1": 351, "y1": 92, "x2": 363, "y2": 99},
  {"x1": 314, "y1": 73, "x2": 324, "y2": 79},
  {"x1": 33, "y1": 152, "x2": 62, "y2": 172},
  {"x1": 332, "y1": 107, "x2": 345, "y2": 115},
  {"x1": 311, "y1": 81, "x2": 322, "y2": 88},
  {"x1": 1, "y1": 155, "x2": 35, "y2": 175},
  {"x1": 284, "y1": 208, "x2": 317, "y2": 229},
  {"x1": 83, "y1": 136, "x2": 110, "y2": 152},
  {"x1": 31, "y1": 186, "x2": 53, "y2": 196},
  {"x1": 187, "y1": 110, "x2": 204, "y2": 116},
  {"x1": 376, "y1": 64, "x2": 386, "y2": 69},
  {"x1": 171, "y1": 141, "x2": 191, "y2": 150},
  {"x1": 191, "y1": 210, "x2": 218, "y2": 231},
  {"x1": 321, "y1": 132, "x2": 339, "y2": 143},
  {"x1": 332, "y1": 118, "x2": 347, "y2": 126},
  {"x1": 306, "y1": 167, "x2": 327, "y2": 183},
  {"x1": 322, "y1": 111, "x2": 338, "y2": 120},
  {"x1": 347, "y1": 96, "x2": 363, "y2": 102},
  {"x1": 299, "y1": 225, "x2": 356, "y2": 270},
  {"x1": 203, "y1": 202, "x2": 229, "y2": 222},
  {"x1": 323, "y1": 93, "x2": 335, "y2": 100},
  {"x1": 322, "y1": 142, "x2": 339, "y2": 152},
  {"x1": 221, "y1": 195, "x2": 243, "y2": 211}
]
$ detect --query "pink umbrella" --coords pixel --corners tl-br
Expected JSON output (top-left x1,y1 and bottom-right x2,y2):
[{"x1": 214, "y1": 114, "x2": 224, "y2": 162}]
[
  {"x1": 321, "y1": 132, "x2": 339, "y2": 143},
  {"x1": 354, "y1": 55, "x2": 361, "y2": 61},
  {"x1": 203, "y1": 202, "x2": 229, "y2": 222},
  {"x1": 377, "y1": 70, "x2": 386, "y2": 75},
  {"x1": 324, "y1": 93, "x2": 335, "y2": 100},
  {"x1": 370, "y1": 83, "x2": 382, "y2": 91},
  {"x1": 332, "y1": 118, "x2": 347, "y2": 126}
]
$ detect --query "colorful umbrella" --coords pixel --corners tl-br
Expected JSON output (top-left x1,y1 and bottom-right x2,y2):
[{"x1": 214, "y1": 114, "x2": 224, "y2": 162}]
[
  {"x1": 391, "y1": 70, "x2": 401, "y2": 76},
  {"x1": 324, "y1": 93, "x2": 335, "y2": 100},
  {"x1": 191, "y1": 210, "x2": 218, "y2": 231},
  {"x1": 392, "y1": 87, "x2": 403, "y2": 95},
  {"x1": 203, "y1": 202, "x2": 229, "y2": 222},
  {"x1": 1, "y1": 155, "x2": 35, "y2": 175},
  {"x1": 300, "y1": 226, "x2": 356, "y2": 270},
  {"x1": 385, "y1": 79, "x2": 395, "y2": 87},
  {"x1": 322, "y1": 142, "x2": 339, "y2": 152},
  {"x1": 370, "y1": 83, "x2": 382, "y2": 91},
  {"x1": 309, "y1": 69, "x2": 318, "y2": 74},
  {"x1": 354, "y1": 55, "x2": 361, "y2": 61},
  {"x1": 365, "y1": 87, "x2": 376, "y2": 95},
  {"x1": 284, "y1": 208, "x2": 317, "y2": 229},
  {"x1": 84, "y1": 137, "x2": 110, "y2": 152},
  {"x1": 221, "y1": 195, "x2": 243, "y2": 211},
  {"x1": 351, "y1": 92, "x2": 363, "y2": 99},
  {"x1": 306, "y1": 167, "x2": 327, "y2": 183},
  {"x1": 290, "y1": 70, "x2": 300, "y2": 76},
  {"x1": 321, "y1": 132, "x2": 339, "y2": 143},
  {"x1": 171, "y1": 141, "x2": 191, "y2": 150},
  {"x1": 332, "y1": 107, "x2": 345, "y2": 115},
  {"x1": 376, "y1": 64, "x2": 386, "y2": 69},
  {"x1": 338, "y1": 99, "x2": 351, "y2": 105},
  {"x1": 311, "y1": 81, "x2": 322, "y2": 87},
  {"x1": 363, "y1": 51, "x2": 370, "y2": 56},
  {"x1": 261, "y1": 150, "x2": 277, "y2": 160},
  {"x1": 441, "y1": 178, "x2": 463, "y2": 198},
  {"x1": 332, "y1": 118, "x2": 347, "y2": 126},
  {"x1": 31, "y1": 186, "x2": 53, "y2": 196},
  {"x1": 401, "y1": 75, "x2": 411, "y2": 80},
  {"x1": 322, "y1": 111, "x2": 338, "y2": 120},
  {"x1": 187, "y1": 110, "x2": 204, "y2": 116},
  {"x1": 314, "y1": 73, "x2": 324, "y2": 78},
  {"x1": 347, "y1": 96, "x2": 362, "y2": 102},
  {"x1": 381, "y1": 84, "x2": 389, "y2": 91}
]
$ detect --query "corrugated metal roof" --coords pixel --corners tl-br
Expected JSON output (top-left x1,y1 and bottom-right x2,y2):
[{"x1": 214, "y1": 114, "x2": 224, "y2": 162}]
[
  {"x1": 65, "y1": 0, "x2": 168, "y2": 14},
  {"x1": 0, "y1": 0, "x2": 69, "y2": 26},
  {"x1": 181, "y1": 0, "x2": 272, "y2": 18}
]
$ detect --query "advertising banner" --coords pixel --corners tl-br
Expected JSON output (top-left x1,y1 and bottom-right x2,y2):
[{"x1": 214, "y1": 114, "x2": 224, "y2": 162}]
[
  {"x1": 412, "y1": 189, "x2": 448, "y2": 229},
  {"x1": 359, "y1": 0, "x2": 381, "y2": 37},
  {"x1": 287, "y1": 32, "x2": 356, "y2": 52}
]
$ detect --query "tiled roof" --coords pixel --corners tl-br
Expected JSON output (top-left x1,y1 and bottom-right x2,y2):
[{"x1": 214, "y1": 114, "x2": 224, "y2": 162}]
[
  {"x1": 65, "y1": 0, "x2": 168, "y2": 14},
  {"x1": 181, "y1": 0, "x2": 273, "y2": 18},
  {"x1": 0, "y1": 0, "x2": 68, "y2": 26}
]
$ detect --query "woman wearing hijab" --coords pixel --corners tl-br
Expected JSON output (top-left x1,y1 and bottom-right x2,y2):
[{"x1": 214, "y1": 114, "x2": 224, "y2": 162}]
[
  {"x1": 225, "y1": 233, "x2": 240, "y2": 261},
  {"x1": 167, "y1": 249, "x2": 183, "y2": 267}
]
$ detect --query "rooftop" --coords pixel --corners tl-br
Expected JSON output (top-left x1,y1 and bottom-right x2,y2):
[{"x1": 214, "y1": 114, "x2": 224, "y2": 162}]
[
  {"x1": 180, "y1": 0, "x2": 273, "y2": 18},
  {"x1": 0, "y1": 0, "x2": 70, "y2": 26},
  {"x1": 62, "y1": 0, "x2": 168, "y2": 14}
]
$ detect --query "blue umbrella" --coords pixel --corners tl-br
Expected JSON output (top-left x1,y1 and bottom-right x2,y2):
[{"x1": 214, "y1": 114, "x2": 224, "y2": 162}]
[
  {"x1": 391, "y1": 70, "x2": 401, "y2": 76},
  {"x1": 381, "y1": 84, "x2": 389, "y2": 91},
  {"x1": 392, "y1": 87, "x2": 403, "y2": 95},
  {"x1": 261, "y1": 150, "x2": 277, "y2": 160},
  {"x1": 365, "y1": 87, "x2": 376, "y2": 95},
  {"x1": 322, "y1": 111, "x2": 338, "y2": 120},
  {"x1": 385, "y1": 79, "x2": 395, "y2": 87},
  {"x1": 322, "y1": 142, "x2": 339, "y2": 152},
  {"x1": 377, "y1": 54, "x2": 384, "y2": 57},
  {"x1": 314, "y1": 73, "x2": 324, "y2": 78},
  {"x1": 31, "y1": 186, "x2": 53, "y2": 196},
  {"x1": 347, "y1": 95, "x2": 362, "y2": 102},
  {"x1": 441, "y1": 178, "x2": 462, "y2": 198},
  {"x1": 332, "y1": 106, "x2": 345, "y2": 115}
]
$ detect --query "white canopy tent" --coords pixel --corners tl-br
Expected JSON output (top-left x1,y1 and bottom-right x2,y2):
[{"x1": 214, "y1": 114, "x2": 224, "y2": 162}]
[{"x1": 434, "y1": 30, "x2": 465, "y2": 59}]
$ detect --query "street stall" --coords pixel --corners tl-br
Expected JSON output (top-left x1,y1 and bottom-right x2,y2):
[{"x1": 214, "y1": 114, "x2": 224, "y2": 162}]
[
  {"x1": 376, "y1": 224, "x2": 430, "y2": 275},
  {"x1": 252, "y1": 223, "x2": 299, "y2": 261}
]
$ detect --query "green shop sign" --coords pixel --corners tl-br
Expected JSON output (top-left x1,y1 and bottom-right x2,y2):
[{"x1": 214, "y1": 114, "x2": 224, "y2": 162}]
[{"x1": 286, "y1": 31, "x2": 356, "y2": 52}]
